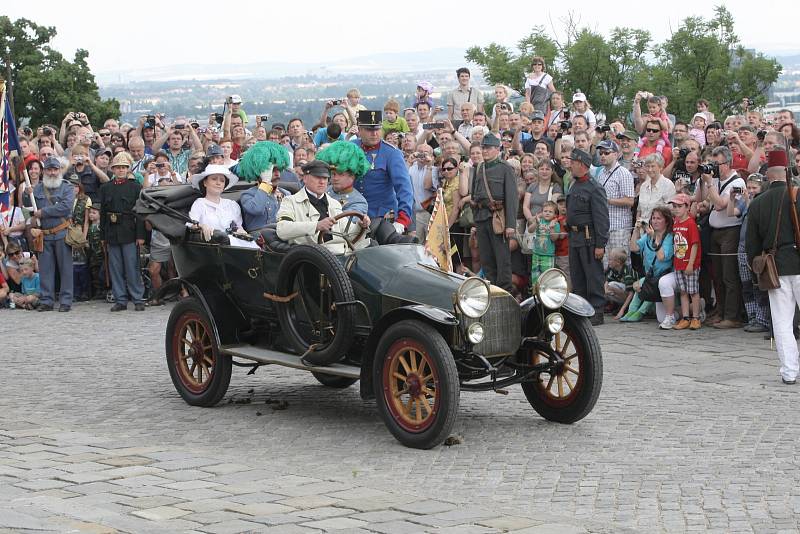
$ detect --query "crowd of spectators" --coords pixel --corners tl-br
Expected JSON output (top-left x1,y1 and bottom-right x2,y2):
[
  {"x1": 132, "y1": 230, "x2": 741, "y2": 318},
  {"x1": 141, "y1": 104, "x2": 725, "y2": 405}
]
[{"x1": 2, "y1": 63, "x2": 799, "y2": 338}]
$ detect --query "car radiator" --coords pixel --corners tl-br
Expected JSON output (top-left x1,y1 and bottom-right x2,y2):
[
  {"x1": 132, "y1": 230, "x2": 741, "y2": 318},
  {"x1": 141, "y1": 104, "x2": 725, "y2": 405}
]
[{"x1": 458, "y1": 293, "x2": 521, "y2": 357}]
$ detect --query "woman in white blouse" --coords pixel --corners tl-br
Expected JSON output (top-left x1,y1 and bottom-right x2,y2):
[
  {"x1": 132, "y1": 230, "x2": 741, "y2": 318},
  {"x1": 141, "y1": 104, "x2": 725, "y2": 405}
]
[
  {"x1": 636, "y1": 153, "x2": 676, "y2": 223},
  {"x1": 187, "y1": 165, "x2": 259, "y2": 249}
]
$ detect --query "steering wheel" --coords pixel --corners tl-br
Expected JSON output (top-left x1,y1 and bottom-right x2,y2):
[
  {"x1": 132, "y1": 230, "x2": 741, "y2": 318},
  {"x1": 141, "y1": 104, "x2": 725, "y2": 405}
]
[{"x1": 317, "y1": 210, "x2": 368, "y2": 251}]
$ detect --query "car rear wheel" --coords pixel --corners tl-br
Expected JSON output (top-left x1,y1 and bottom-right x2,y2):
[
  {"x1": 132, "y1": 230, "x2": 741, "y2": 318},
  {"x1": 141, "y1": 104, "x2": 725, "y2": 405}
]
[
  {"x1": 166, "y1": 298, "x2": 231, "y2": 406},
  {"x1": 374, "y1": 320, "x2": 459, "y2": 449},
  {"x1": 311, "y1": 372, "x2": 358, "y2": 389},
  {"x1": 521, "y1": 311, "x2": 602, "y2": 423}
]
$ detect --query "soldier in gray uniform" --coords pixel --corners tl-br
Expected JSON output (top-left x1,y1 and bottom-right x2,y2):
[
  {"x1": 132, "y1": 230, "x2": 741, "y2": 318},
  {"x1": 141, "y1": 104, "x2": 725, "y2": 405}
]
[
  {"x1": 471, "y1": 133, "x2": 518, "y2": 292},
  {"x1": 566, "y1": 148, "x2": 609, "y2": 325},
  {"x1": 31, "y1": 156, "x2": 75, "y2": 312}
]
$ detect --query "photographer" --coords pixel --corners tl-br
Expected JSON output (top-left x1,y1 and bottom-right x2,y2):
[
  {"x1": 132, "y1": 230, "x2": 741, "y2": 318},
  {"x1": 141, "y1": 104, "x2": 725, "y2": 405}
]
[
  {"x1": 696, "y1": 146, "x2": 745, "y2": 328},
  {"x1": 747, "y1": 130, "x2": 784, "y2": 175},
  {"x1": 515, "y1": 111, "x2": 553, "y2": 155},
  {"x1": 66, "y1": 145, "x2": 110, "y2": 204},
  {"x1": 59, "y1": 112, "x2": 90, "y2": 147},
  {"x1": 152, "y1": 120, "x2": 203, "y2": 179},
  {"x1": 408, "y1": 144, "x2": 437, "y2": 241},
  {"x1": 668, "y1": 149, "x2": 703, "y2": 197}
]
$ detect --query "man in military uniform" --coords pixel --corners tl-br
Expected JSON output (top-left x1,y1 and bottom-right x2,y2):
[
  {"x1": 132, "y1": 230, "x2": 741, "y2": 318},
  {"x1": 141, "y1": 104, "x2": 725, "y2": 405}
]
[
  {"x1": 328, "y1": 166, "x2": 369, "y2": 216},
  {"x1": 745, "y1": 149, "x2": 800, "y2": 384},
  {"x1": 470, "y1": 133, "x2": 517, "y2": 292},
  {"x1": 352, "y1": 110, "x2": 414, "y2": 234},
  {"x1": 277, "y1": 160, "x2": 369, "y2": 254},
  {"x1": 31, "y1": 156, "x2": 75, "y2": 312},
  {"x1": 99, "y1": 153, "x2": 146, "y2": 312},
  {"x1": 566, "y1": 148, "x2": 610, "y2": 325}
]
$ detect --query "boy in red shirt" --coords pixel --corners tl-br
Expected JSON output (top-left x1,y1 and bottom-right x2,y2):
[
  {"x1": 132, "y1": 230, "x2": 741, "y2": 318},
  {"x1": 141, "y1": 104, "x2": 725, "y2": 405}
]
[{"x1": 669, "y1": 193, "x2": 702, "y2": 330}]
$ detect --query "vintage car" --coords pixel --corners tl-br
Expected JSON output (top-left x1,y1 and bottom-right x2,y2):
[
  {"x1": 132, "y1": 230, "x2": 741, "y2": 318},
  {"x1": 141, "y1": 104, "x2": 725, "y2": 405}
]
[{"x1": 136, "y1": 183, "x2": 603, "y2": 449}]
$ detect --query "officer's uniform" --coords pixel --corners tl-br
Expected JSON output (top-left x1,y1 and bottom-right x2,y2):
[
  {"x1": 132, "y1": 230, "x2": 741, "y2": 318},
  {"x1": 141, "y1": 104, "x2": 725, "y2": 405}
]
[
  {"x1": 327, "y1": 186, "x2": 368, "y2": 215},
  {"x1": 566, "y1": 149, "x2": 609, "y2": 316},
  {"x1": 33, "y1": 158, "x2": 75, "y2": 309},
  {"x1": 99, "y1": 156, "x2": 146, "y2": 308},
  {"x1": 276, "y1": 161, "x2": 368, "y2": 254},
  {"x1": 352, "y1": 110, "x2": 414, "y2": 230},
  {"x1": 745, "y1": 151, "x2": 800, "y2": 383},
  {"x1": 471, "y1": 134, "x2": 518, "y2": 291}
]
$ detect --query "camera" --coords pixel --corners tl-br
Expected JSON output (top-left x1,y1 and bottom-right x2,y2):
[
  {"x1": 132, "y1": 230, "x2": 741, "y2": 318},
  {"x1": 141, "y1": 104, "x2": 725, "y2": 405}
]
[
  {"x1": 596, "y1": 124, "x2": 610, "y2": 133},
  {"x1": 190, "y1": 121, "x2": 199, "y2": 129},
  {"x1": 174, "y1": 124, "x2": 185, "y2": 130},
  {"x1": 155, "y1": 162, "x2": 166, "y2": 168},
  {"x1": 258, "y1": 114, "x2": 271, "y2": 122},
  {"x1": 563, "y1": 110, "x2": 571, "y2": 120},
  {"x1": 330, "y1": 100, "x2": 342, "y2": 106},
  {"x1": 144, "y1": 115, "x2": 156, "y2": 128},
  {"x1": 74, "y1": 156, "x2": 85, "y2": 163},
  {"x1": 698, "y1": 162, "x2": 719, "y2": 175},
  {"x1": 42, "y1": 127, "x2": 53, "y2": 136},
  {"x1": 757, "y1": 130, "x2": 767, "y2": 141},
  {"x1": 678, "y1": 147, "x2": 691, "y2": 159},
  {"x1": 732, "y1": 186, "x2": 744, "y2": 194},
  {"x1": 744, "y1": 98, "x2": 755, "y2": 107},
  {"x1": 674, "y1": 171, "x2": 691, "y2": 184},
  {"x1": 226, "y1": 96, "x2": 233, "y2": 105},
  {"x1": 213, "y1": 113, "x2": 224, "y2": 125},
  {"x1": 560, "y1": 120, "x2": 572, "y2": 130}
]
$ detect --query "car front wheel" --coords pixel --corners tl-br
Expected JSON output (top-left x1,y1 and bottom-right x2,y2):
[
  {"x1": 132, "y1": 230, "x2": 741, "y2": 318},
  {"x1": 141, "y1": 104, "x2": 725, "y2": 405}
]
[
  {"x1": 373, "y1": 320, "x2": 459, "y2": 449},
  {"x1": 521, "y1": 311, "x2": 602, "y2": 423},
  {"x1": 166, "y1": 297, "x2": 232, "y2": 406}
]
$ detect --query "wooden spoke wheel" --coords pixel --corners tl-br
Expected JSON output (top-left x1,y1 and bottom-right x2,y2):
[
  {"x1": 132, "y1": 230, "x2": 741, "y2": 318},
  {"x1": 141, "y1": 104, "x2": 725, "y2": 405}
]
[
  {"x1": 521, "y1": 312, "x2": 602, "y2": 424},
  {"x1": 166, "y1": 298, "x2": 231, "y2": 406},
  {"x1": 374, "y1": 320, "x2": 459, "y2": 449}
]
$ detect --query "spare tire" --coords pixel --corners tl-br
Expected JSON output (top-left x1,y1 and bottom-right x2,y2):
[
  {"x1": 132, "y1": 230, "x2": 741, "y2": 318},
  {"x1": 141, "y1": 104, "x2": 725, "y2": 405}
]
[{"x1": 276, "y1": 244, "x2": 356, "y2": 365}]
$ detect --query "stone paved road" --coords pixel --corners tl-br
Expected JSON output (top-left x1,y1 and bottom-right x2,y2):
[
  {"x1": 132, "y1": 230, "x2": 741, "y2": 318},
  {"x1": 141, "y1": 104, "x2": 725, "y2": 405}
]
[{"x1": 2, "y1": 301, "x2": 800, "y2": 533}]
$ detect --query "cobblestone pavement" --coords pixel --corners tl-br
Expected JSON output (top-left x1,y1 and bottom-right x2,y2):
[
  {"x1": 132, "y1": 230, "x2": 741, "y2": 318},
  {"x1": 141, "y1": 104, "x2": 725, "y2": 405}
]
[{"x1": 2, "y1": 301, "x2": 800, "y2": 533}]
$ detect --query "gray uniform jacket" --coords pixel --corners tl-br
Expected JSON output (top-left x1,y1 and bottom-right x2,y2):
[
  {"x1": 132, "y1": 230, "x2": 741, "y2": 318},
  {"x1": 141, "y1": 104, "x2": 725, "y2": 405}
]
[
  {"x1": 566, "y1": 176, "x2": 609, "y2": 248},
  {"x1": 470, "y1": 159, "x2": 518, "y2": 229},
  {"x1": 33, "y1": 181, "x2": 75, "y2": 242}
]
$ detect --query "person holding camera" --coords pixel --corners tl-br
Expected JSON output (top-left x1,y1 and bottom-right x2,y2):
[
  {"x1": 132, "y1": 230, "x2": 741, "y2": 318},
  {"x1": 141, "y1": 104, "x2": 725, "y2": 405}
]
[
  {"x1": 152, "y1": 120, "x2": 203, "y2": 179},
  {"x1": 408, "y1": 144, "x2": 437, "y2": 241},
  {"x1": 66, "y1": 145, "x2": 110, "y2": 204},
  {"x1": 697, "y1": 146, "x2": 746, "y2": 328}
]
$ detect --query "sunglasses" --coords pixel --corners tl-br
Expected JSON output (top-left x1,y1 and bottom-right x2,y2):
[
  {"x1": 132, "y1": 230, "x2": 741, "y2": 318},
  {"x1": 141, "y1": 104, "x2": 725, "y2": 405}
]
[
  {"x1": 598, "y1": 150, "x2": 612, "y2": 156},
  {"x1": 532, "y1": 62, "x2": 543, "y2": 66},
  {"x1": 9, "y1": 251, "x2": 22, "y2": 256},
  {"x1": 747, "y1": 174, "x2": 763, "y2": 182},
  {"x1": 99, "y1": 132, "x2": 111, "y2": 136},
  {"x1": 646, "y1": 128, "x2": 661, "y2": 133},
  {"x1": 441, "y1": 166, "x2": 456, "y2": 172}
]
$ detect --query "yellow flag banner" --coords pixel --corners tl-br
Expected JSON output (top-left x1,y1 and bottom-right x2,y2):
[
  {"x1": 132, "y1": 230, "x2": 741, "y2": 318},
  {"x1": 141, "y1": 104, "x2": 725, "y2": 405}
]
[{"x1": 424, "y1": 188, "x2": 453, "y2": 272}]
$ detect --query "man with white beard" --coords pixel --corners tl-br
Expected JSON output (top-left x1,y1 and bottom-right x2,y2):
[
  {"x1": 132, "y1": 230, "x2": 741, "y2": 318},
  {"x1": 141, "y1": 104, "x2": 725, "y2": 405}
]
[{"x1": 31, "y1": 157, "x2": 75, "y2": 311}]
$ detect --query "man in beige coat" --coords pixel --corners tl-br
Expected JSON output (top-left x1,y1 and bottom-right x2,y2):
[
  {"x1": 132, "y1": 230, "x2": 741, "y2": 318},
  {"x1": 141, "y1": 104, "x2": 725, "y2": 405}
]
[{"x1": 277, "y1": 161, "x2": 369, "y2": 254}]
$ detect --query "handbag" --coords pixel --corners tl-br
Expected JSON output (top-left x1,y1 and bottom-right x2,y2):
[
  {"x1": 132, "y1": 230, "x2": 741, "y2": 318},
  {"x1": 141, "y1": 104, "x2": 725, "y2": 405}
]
[
  {"x1": 520, "y1": 225, "x2": 535, "y2": 254},
  {"x1": 751, "y1": 189, "x2": 785, "y2": 290},
  {"x1": 65, "y1": 223, "x2": 88, "y2": 249},
  {"x1": 458, "y1": 204, "x2": 474, "y2": 227},
  {"x1": 480, "y1": 164, "x2": 505, "y2": 235}
]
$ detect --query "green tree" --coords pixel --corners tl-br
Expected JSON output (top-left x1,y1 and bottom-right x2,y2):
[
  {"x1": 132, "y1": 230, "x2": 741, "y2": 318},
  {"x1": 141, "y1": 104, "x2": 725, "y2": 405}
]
[
  {"x1": 649, "y1": 6, "x2": 781, "y2": 120},
  {"x1": 0, "y1": 16, "x2": 119, "y2": 126}
]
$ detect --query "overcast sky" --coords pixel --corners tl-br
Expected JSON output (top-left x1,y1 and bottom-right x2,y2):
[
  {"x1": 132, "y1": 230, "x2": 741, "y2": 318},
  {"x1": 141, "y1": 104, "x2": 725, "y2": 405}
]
[{"x1": 5, "y1": 1, "x2": 799, "y2": 75}]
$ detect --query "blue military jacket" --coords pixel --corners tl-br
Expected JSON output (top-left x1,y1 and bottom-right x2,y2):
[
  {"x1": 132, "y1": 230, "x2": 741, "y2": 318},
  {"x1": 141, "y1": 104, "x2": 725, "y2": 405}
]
[
  {"x1": 351, "y1": 140, "x2": 414, "y2": 225},
  {"x1": 33, "y1": 181, "x2": 75, "y2": 241},
  {"x1": 240, "y1": 185, "x2": 290, "y2": 231}
]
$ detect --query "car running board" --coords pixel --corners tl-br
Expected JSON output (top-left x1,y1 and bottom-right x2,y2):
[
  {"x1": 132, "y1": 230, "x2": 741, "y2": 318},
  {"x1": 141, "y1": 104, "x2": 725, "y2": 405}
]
[{"x1": 220, "y1": 345, "x2": 360, "y2": 379}]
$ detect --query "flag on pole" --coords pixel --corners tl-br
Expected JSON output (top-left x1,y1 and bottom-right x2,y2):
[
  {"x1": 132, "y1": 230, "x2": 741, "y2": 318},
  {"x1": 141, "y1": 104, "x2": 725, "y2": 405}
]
[
  {"x1": 1, "y1": 82, "x2": 21, "y2": 211},
  {"x1": 423, "y1": 188, "x2": 454, "y2": 272}
]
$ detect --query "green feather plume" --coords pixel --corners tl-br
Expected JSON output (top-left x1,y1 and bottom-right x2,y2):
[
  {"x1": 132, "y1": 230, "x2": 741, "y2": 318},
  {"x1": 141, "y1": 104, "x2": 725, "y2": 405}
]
[
  {"x1": 316, "y1": 141, "x2": 371, "y2": 178},
  {"x1": 237, "y1": 141, "x2": 290, "y2": 182}
]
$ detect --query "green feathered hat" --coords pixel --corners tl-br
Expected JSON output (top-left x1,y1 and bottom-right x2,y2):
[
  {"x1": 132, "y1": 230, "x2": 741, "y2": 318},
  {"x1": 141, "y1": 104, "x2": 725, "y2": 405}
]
[
  {"x1": 236, "y1": 141, "x2": 290, "y2": 182},
  {"x1": 316, "y1": 141, "x2": 371, "y2": 179}
]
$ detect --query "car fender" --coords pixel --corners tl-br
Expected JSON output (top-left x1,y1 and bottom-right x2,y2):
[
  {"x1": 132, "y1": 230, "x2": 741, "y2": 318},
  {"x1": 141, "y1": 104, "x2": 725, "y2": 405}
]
[
  {"x1": 358, "y1": 304, "x2": 457, "y2": 400},
  {"x1": 157, "y1": 278, "x2": 247, "y2": 346},
  {"x1": 520, "y1": 292, "x2": 594, "y2": 335}
]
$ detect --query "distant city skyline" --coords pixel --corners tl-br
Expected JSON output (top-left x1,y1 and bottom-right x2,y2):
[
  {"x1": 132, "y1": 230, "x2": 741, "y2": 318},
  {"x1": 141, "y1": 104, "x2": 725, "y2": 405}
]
[{"x1": 4, "y1": 1, "x2": 799, "y2": 79}]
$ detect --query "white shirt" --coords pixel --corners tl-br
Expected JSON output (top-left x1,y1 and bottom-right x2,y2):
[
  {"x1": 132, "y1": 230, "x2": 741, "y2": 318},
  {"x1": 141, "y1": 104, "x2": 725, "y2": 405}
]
[
  {"x1": 188, "y1": 197, "x2": 259, "y2": 248},
  {"x1": 637, "y1": 175, "x2": 676, "y2": 221},
  {"x1": 408, "y1": 162, "x2": 437, "y2": 212},
  {"x1": 709, "y1": 173, "x2": 746, "y2": 229}
]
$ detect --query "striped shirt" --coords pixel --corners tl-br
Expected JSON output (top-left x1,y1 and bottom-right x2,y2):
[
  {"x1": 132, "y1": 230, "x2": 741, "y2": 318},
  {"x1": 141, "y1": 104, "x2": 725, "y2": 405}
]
[{"x1": 596, "y1": 163, "x2": 634, "y2": 231}]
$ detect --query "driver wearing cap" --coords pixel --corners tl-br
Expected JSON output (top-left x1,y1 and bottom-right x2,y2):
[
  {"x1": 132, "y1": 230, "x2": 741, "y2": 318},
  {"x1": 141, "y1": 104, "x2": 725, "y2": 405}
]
[{"x1": 276, "y1": 160, "x2": 369, "y2": 254}]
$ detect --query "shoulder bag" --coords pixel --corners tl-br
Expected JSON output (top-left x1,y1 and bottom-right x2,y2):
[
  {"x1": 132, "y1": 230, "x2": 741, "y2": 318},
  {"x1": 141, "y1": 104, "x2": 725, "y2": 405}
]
[
  {"x1": 481, "y1": 164, "x2": 506, "y2": 235},
  {"x1": 751, "y1": 189, "x2": 785, "y2": 290},
  {"x1": 639, "y1": 237, "x2": 670, "y2": 302}
]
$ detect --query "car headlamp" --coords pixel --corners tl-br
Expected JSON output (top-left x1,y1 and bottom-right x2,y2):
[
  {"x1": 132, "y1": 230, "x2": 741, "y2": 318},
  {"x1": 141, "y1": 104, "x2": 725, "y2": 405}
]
[
  {"x1": 535, "y1": 268, "x2": 569, "y2": 309},
  {"x1": 456, "y1": 277, "x2": 490, "y2": 318},
  {"x1": 545, "y1": 313, "x2": 564, "y2": 334},
  {"x1": 467, "y1": 322, "x2": 485, "y2": 344}
]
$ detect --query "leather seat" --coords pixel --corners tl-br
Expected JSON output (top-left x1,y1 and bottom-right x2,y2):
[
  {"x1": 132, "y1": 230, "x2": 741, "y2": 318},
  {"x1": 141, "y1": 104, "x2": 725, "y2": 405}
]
[{"x1": 259, "y1": 224, "x2": 292, "y2": 253}]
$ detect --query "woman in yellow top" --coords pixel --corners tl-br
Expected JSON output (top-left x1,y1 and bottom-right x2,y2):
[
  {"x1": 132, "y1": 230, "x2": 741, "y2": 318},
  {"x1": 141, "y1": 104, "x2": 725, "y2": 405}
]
[{"x1": 437, "y1": 157, "x2": 467, "y2": 273}]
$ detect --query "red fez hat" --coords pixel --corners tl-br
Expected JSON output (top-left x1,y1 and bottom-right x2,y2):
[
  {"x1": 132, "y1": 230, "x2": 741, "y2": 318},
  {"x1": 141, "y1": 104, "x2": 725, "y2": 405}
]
[{"x1": 767, "y1": 149, "x2": 788, "y2": 169}]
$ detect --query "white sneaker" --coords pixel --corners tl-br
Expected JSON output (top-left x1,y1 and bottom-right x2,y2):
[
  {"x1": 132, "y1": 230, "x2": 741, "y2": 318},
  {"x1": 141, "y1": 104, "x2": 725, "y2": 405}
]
[{"x1": 659, "y1": 315, "x2": 676, "y2": 330}]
